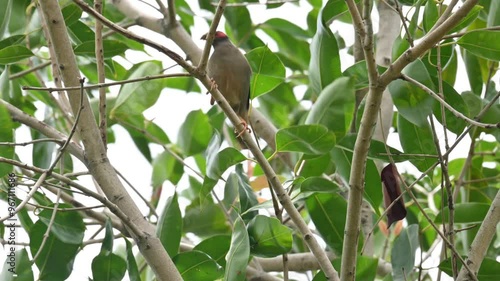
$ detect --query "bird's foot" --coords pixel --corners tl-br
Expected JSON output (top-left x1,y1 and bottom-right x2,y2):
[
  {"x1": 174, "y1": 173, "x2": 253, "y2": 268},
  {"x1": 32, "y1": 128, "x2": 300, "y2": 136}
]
[
  {"x1": 208, "y1": 78, "x2": 218, "y2": 92},
  {"x1": 235, "y1": 119, "x2": 251, "y2": 138}
]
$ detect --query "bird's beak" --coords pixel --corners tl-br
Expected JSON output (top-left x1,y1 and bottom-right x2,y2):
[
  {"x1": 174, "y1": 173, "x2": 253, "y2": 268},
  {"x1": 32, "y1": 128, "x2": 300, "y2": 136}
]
[{"x1": 200, "y1": 33, "x2": 207, "y2": 40}]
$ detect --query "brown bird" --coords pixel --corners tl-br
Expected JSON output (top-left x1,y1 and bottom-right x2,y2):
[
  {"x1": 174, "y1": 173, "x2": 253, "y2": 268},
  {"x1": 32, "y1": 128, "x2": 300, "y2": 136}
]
[{"x1": 201, "y1": 31, "x2": 252, "y2": 136}]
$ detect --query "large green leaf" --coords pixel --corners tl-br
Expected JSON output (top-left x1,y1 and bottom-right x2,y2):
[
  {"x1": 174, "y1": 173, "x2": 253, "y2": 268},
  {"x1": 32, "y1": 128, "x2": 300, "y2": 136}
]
[
  {"x1": 0, "y1": 248, "x2": 33, "y2": 281},
  {"x1": 193, "y1": 235, "x2": 231, "y2": 268},
  {"x1": 91, "y1": 253, "x2": 127, "y2": 281},
  {"x1": 314, "y1": 255, "x2": 378, "y2": 281},
  {"x1": 151, "y1": 149, "x2": 184, "y2": 186},
  {"x1": 246, "y1": 46, "x2": 286, "y2": 98},
  {"x1": 174, "y1": 251, "x2": 224, "y2": 281},
  {"x1": 432, "y1": 80, "x2": 468, "y2": 135},
  {"x1": 389, "y1": 59, "x2": 435, "y2": 127},
  {"x1": 305, "y1": 193, "x2": 347, "y2": 254},
  {"x1": 391, "y1": 224, "x2": 419, "y2": 280},
  {"x1": 205, "y1": 133, "x2": 246, "y2": 179},
  {"x1": 111, "y1": 61, "x2": 163, "y2": 119},
  {"x1": 178, "y1": 110, "x2": 213, "y2": 156},
  {"x1": 305, "y1": 77, "x2": 355, "y2": 139},
  {"x1": 458, "y1": 30, "x2": 500, "y2": 61},
  {"x1": 157, "y1": 193, "x2": 182, "y2": 257},
  {"x1": 276, "y1": 124, "x2": 336, "y2": 155},
  {"x1": 0, "y1": 45, "x2": 33, "y2": 65},
  {"x1": 439, "y1": 257, "x2": 500, "y2": 281},
  {"x1": 309, "y1": 7, "x2": 341, "y2": 94},
  {"x1": 183, "y1": 200, "x2": 230, "y2": 237},
  {"x1": 336, "y1": 134, "x2": 408, "y2": 163},
  {"x1": 247, "y1": 215, "x2": 293, "y2": 257},
  {"x1": 29, "y1": 221, "x2": 79, "y2": 281},
  {"x1": 423, "y1": 0, "x2": 438, "y2": 33},
  {"x1": 0, "y1": 102, "x2": 14, "y2": 177},
  {"x1": 299, "y1": 176, "x2": 340, "y2": 194},
  {"x1": 397, "y1": 115, "x2": 438, "y2": 175},
  {"x1": 124, "y1": 239, "x2": 140, "y2": 281},
  {"x1": 331, "y1": 145, "x2": 383, "y2": 214},
  {"x1": 74, "y1": 40, "x2": 128, "y2": 59},
  {"x1": 435, "y1": 203, "x2": 490, "y2": 223},
  {"x1": 224, "y1": 217, "x2": 250, "y2": 281},
  {"x1": 38, "y1": 204, "x2": 85, "y2": 245}
]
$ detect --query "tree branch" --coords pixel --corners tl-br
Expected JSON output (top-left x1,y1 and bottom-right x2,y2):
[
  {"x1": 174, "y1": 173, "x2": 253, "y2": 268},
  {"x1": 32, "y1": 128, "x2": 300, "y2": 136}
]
[{"x1": 39, "y1": 0, "x2": 182, "y2": 279}]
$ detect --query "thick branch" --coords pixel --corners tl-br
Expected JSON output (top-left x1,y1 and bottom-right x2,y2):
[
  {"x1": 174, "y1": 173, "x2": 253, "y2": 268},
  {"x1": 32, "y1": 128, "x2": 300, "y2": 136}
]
[
  {"x1": 38, "y1": 1, "x2": 181, "y2": 280},
  {"x1": 456, "y1": 191, "x2": 500, "y2": 280}
]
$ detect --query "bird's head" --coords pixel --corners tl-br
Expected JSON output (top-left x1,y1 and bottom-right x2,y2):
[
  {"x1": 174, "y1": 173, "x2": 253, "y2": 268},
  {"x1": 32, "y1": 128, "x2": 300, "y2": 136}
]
[{"x1": 201, "y1": 31, "x2": 230, "y2": 46}]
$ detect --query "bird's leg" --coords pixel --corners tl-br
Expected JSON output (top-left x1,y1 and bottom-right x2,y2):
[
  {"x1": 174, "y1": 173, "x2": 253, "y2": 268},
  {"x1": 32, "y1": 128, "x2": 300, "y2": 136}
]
[
  {"x1": 208, "y1": 78, "x2": 218, "y2": 92},
  {"x1": 235, "y1": 118, "x2": 251, "y2": 138},
  {"x1": 207, "y1": 78, "x2": 218, "y2": 105}
]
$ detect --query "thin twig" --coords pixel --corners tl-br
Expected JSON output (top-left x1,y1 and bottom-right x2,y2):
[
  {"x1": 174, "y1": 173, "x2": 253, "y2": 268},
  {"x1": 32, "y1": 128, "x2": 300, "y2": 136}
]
[
  {"x1": 400, "y1": 74, "x2": 498, "y2": 129},
  {"x1": 9, "y1": 62, "x2": 51, "y2": 79},
  {"x1": 197, "y1": 0, "x2": 227, "y2": 72},
  {"x1": 22, "y1": 73, "x2": 191, "y2": 92},
  {"x1": 210, "y1": 0, "x2": 299, "y2": 6}
]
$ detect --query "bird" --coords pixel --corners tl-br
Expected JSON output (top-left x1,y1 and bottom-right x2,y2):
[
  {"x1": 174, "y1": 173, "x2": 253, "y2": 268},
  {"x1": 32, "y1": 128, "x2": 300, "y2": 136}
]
[{"x1": 201, "y1": 31, "x2": 252, "y2": 137}]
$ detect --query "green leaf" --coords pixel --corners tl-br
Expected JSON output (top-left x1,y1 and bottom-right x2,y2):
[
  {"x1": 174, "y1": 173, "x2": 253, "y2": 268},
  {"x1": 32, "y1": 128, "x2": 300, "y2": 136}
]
[
  {"x1": 306, "y1": 193, "x2": 347, "y2": 254},
  {"x1": 487, "y1": 0, "x2": 500, "y2": 27},
  {"x1": 178, "y1": 110, "x2": 213, "y2": 156},
  {"x1": 151, "y1": 150, "x2": 184, "y2": 186},
  {"x1": 391, "y1": 224, "x2": 419, "y2": 280},
  {"x1": 463, "y1": 50, "x2": 485, "y2": 95},
  {"x1": 457, "y1": 30, "x2": 500, "y2": 61},
  {"x1": 184, "y1": 200, "x2": 230, "y2": 236},
  {"x1": 0, "y1": 45, "x2": 33, "y2": 65},
  {"x1": 30, "y1": 221, "x2": 79, "y2": 281},
  {"x1": 38, "y1": 203, "x2": 85, "y2": 245},
  {"x1": 101, "y1": 219, "x2": 114, "y2": 254},
  {"x1": 300, "y1": 176, "x2": 340, "y2": 193},
  {"x1": 336, "y1": 134, "x2": 408, "y2": 163},
  {"x1": 389, "y1": 59, "x2": 435, "y2": 127},
  {"x1": 174, "y1": 251, "x2": 224, "y2": 281},
  {"x1": 247, "y1": 215, "x2": 293, "y2": 257},
  {"x1": 205, "y1": 133, "x2": 246, "y2": 179},
  {"x1": 32, "y1": 112, "x2": 55, "y2": 169},
  {"x1": 261, "y1": 18, "x2": 310, "y2": 38},
  {"x1": 423, "y1": 0, "x2": 438, "y2": 33},
  {"x1": 68, "y1": 20, "x2": 95, "y2": 44},
  {"x1": 0, "y1": 248, "x2": 33, "y2": 281},
  {"x1": 92, "y1": 253, "x2": 127, "y2": 281},
  {"x1": 0, "y1": 102, "x2": 14, "y2": 177},
  {"x1": 315, "y1": 255, "x2": 378, "y2": 281},
  {"x1": 435, "y1": 203, "x2": 490, "y2": 223},
  {"x1": 193, "y1": 235, "x2": 231, "y2": 268},
  {"x1": 276, "y1": 124, "x2": 336, "y2": 155},
  {"x1": 309, "y1": 7, "x2": 342, "y2": 94},
  {"x1": 305, "y1": 77, "x2": 355, "y2": 139},
  {"x1": 439, "y1": 257, "x2": 499, "y2": 281},
  {"x1": 449, "y1": 5, "x2": 482, "y2": 34},
  {"x1": 74, "y1": 40, "x2": 128, "y2": 59},
  {"x1": 432, "y1": 80, "x2": 468, "y2": 135},
  {"x1": 111, "y1": 61, "x2": 163, "y2": 119},
  {"x1": 330, "y1": 146, "x2": 383, "y2": 214},
  {"x1": 157, "y1": 193, "x2": 182, "y2": 257},
  {"x1": 235, "y1": 165, "x2": 259, "y2": 220},
  {"x1": 0, "y1": 0, "x2": 13, "y2": 38},
  {"x1": 246, "y1": 46, "x2": 286, "y2": 98},
  {"x1": 124, "y1": 239, "x2": 140, "y2": 281},
  {"x1": 397, "y1": 115, "x2": 438, "y2": 175},
  {"x1": 61, "y1": 3, "x2": 82, "y2": 26},
  {"x1": 0, "y1": 35, "x2": 24, "y2": 50},
  {"x1": 224, "y1": 217, "x2": 250, "y2": 281}
]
